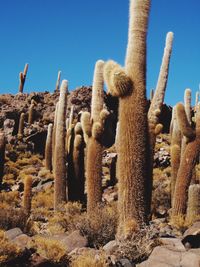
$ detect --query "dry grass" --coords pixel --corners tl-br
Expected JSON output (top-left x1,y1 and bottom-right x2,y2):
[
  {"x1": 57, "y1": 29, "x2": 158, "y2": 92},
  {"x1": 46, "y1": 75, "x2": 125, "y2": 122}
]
[
  {"x1": 0, "y1": 229, "x2": 22, "y2": 265},
  {"x1": 71, "y1": 251, "x2": 109, "y2": 267},
  {"x1": 30, "y1": 236, "x2": 69, "y2": 264},
  {"x1": 115, "y1": 225, "x2": 160, "y2": 264},
  {"x1": 0, "y1": 191, "x2": 20, "y2": 207},
  {"x1": 77, "y1": 203, "x2": 118, "y2": 248},
  {"x1": 32, "y1": 186, "x2": 54, "y2": 210},
  {"x1": 0, "y1": 207, "x2": 28, "y2": 231}
]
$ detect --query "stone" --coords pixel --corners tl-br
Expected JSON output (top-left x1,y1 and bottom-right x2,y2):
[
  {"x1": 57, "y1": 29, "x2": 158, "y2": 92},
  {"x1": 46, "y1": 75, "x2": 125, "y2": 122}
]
[
  {"x1": 103, "y1": 240, "x2": 118, "y2": 254},
  {"x1": 12, "y1": 234, "x2": 32, "y2": 249},
  {"x1": 160, "y1": 238, "x2": 186, "y2": 251},
  {"x1": 5, "y1": 228, "x2": 23, "y2": 240}
]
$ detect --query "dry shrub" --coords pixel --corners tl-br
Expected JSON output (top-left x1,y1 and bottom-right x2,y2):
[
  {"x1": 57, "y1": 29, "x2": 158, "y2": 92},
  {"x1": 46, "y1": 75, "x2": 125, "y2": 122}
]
[
  {"x1": 0, "y1": 95, "x2": 10, "y2": 105},
  {"x1": 170, "y1": 215, "x2": 189, "y2": 232},
  {"x1": 32, "y1": 186, "x2": 54, "y2": 210},
  {"x1": 71, "y1": 251, "x2": 109, "y2": 267},
  {"x1": 0, "y1": 229, "x2": 22, "y2": 265},
  {"x1": 115, "y1": 225, "x2": 160, "y2": 264},
  {"x1": 38, "y1": 168, "x2": 54, "y2": 180},
  {"x1": 151, "y1": 167, "x2": 171, "y2": 217},
  {"x1": 77, "y1": 203, "x2": 118, "y2": 248},
  {"x1": 0, "y1": 207, "x2": 28, "y2": 231},
  {"x1": 0, "y1": 191, "x2": 20, "y2": 207},
  {"x1": 31, "y1": 236, "x2": 69, "y2": 264},
  {"x1": 48, "y1": 202, "x2": 83, "y2": 234}
]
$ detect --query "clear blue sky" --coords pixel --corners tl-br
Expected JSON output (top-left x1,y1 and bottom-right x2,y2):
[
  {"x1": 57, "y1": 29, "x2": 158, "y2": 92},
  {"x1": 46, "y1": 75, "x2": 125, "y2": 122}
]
[{"x1": 0, "y1": 0, "x2": 200, "y2": 106}]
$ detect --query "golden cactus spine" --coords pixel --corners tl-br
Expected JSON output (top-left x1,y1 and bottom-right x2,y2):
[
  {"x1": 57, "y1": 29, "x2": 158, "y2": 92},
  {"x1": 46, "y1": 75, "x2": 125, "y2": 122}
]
[
  {"x1": 0, "y1": 132, "x2": 5, "y2": 187},
  {"x1": 72, "y1": 122, "x2": 85, "y2": 202},
  {"x1": 19, "y1": 63, "x2": 29, "y2": 93},
  {"x1": 85, "y1": 60, "x2": 105, "y2": 214},
  {"x1": 55, "y1": 70, "x2": 61, "y2": 92},
  {"x1": 186, "y1": 184, "x2": 200, "y2": 223},
  {"x1": 45, "y1": 123, "x2": 53, "y2": 171},
  {"x1": 104, "y1": 0, "x2": 151, "y2": 235},
  {"x1": 52, "y1": 102, "x2": 59, "y2": 172},
  {"x1": 18, "y1": 112, "x2": 25, "y2": 139},
  {"x1": 54, "y1": 80, "x2": 68, "y2": 210},
  {"x1": 170, "y1": 106, "x2": 182, "y2": 204},
  {"x1": 172, "y1": 103, "x2": 200, "y2": 217},
  {"x1": 23, "y1": 175, "x2": 32, "y2": 215},
  {"x1": 147, "y1": 31, "x2": 174, "y2": 214},
  {"x1": 181, "y1": 88, "x2": 192, "y2": 158}
]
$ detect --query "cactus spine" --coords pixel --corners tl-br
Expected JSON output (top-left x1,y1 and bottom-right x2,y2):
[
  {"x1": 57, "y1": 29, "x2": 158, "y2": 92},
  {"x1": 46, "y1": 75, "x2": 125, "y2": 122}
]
[
  {"x1": 172, "y1": 103, "x2": 200, "y2": 217},
  {"x1": 23, "y1": 175, "x2": 32, "y2": 216},
  {"x1": 170, "y1": 106, "x2": 182, "y2": 204},
  {"x1": 18, "y1": 113, "x2": 25, "y2": 139},
  {"x1": 104, "y1": 0, "x2": 151, "y2": 235},
  {"x1": 82, "y1": 60, "x2": 106, "y2": 214},
  {"x1": 52, "y1": 102, "x2": 59, "y2": 172},
  {"x1": 45, "y1": 123, "x2": 53, "y2": 171},
  {"x1": 54, "y1": 80, "x2": 68, "y2": 210},
  {"x1": 181, "y1": 89, "x2": 192, "y2": 158},
  {"x1": 0, "y1": 132, "x2": 5, "y2": 188},
  {"x1": 147, "y1": 31, "x2": 174, "y2": 215},
  {"x1": 55, "y1": 71, "x2": 61, "y2": 92},
  {"x1": 72, "y1": 122, "x2": 85, "y2": 202},
  {"x1": 19, "y1": 63, "x2": 29, "y2": 93},
  {"x1": 186, "y1": 184, "x2": 200, "y2": 223}
]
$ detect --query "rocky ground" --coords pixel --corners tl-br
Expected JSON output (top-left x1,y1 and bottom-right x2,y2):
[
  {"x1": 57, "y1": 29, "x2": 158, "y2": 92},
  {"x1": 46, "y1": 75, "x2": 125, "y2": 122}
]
[{"x1": 0, "y1": 88, "x2": 199, "y2": 267}]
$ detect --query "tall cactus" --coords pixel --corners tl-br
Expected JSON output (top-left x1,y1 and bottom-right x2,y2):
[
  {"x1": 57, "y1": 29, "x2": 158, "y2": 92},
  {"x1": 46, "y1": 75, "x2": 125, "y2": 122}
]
[
  {"x1": 81, "y1": 60, "x2": 110, "y2": 214},
  {"x1": 147, "y1": 31, "x2": 174, "y2": 215},
  {"x1": 0, "y1": 132, "x2": 5, "y2": 188},
  {"x1": 52, "y1": 102, "x2": 59, "y2": 172},
  {"x1": 54, "y1": 80, "x2": 68, "y2": 210},
  {"x1": 172, "y1": 103, "x2": 200, "y2": 216},
  {"x1": 55, "y1": 71, "x2": 61, "y2": 92},
  {"x1": 19, "y1": 63, "x2": 29, "y2": 93},
  {"x1": 23, "y1": 175, "x2": 32, "y2": 216},
  {"x1": 170, "y1": 106, "x2": 182, "y2": 205},
  {"x1": 45, "y1": 123, "x2": 53, "y2": 171},
  {"x1": 186, "y1": 184, "x2": 200, "y2": 223},
  {"x1": 71, "y1": 122, "x2": 85, "y2": 202},
  {"x1": 181, "y1": 89, "x2": 192, "y2": 157},
  {"x1": 104, "y1": 0, "x2": 151, "y2": 235}
]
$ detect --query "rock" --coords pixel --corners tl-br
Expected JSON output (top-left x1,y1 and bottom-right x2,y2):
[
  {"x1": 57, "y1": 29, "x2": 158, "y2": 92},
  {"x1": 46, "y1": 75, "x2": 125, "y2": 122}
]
[
  {"x1": 5, "y1": 228, "x2": 23, "y2": 240},
  {"x1": 182, "y1": 221, "x2": 200, "y2": 249},
  {"x1": 160, "y1": 238, "x2": 186, "y2": 251},
  {"x1": 103, "y1": 240, "x2": 118, "y2": 254},
  {"x1": 12, "y1": 234, "x2": 32, "y2": 249},
  {"x1": 137, "y1": 245, "x2": 200, "y2": 267},
  {"x1": 116, "y1": 258, "x2": 135, "y2": 267},
  {"x1": 40, "y1": 230, "x2": 88, "y2": 253}
]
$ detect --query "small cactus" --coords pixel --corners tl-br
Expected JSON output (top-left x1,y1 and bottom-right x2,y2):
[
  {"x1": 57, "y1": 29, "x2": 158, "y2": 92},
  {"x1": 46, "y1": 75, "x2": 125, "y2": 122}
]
[
  {"x1": 18, "y1": 113, "x2": 25, "y2": 139},
  {"x1": 23, "y1": 175, "x2": 32, "y2": 216},
  {"x1": 19, "y1": 63, "x2": 29, "y2": 93}
]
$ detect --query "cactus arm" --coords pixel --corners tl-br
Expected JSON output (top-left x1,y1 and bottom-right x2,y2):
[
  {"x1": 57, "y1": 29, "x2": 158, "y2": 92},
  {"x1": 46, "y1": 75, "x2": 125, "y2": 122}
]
[{"x1": 176, "y1": 103, "x2": 195, "y2": 140}]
